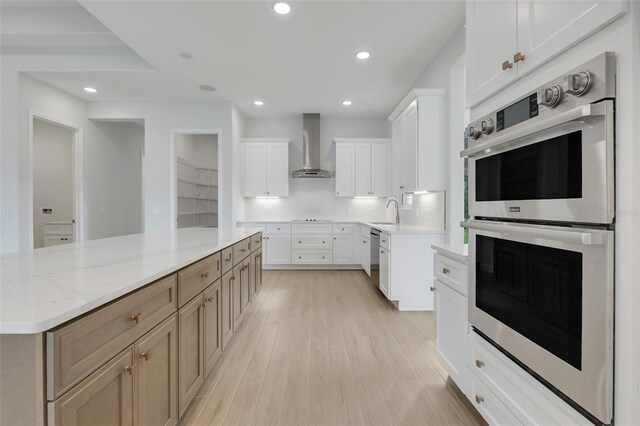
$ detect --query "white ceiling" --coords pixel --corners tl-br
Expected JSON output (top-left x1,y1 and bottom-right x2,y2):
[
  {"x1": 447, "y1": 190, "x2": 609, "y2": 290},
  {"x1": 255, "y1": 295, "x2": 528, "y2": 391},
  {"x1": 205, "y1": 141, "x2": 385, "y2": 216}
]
[{"x1": 19, "y1": 1, "x2": 465, "y2": 117}]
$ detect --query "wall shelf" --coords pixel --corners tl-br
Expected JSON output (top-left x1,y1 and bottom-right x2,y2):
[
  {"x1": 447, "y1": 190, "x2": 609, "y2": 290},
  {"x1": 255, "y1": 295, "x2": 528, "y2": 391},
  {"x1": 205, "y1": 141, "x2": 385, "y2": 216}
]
[{"x1": 177, "y1": 156, "x2": 218, "y2": 228}]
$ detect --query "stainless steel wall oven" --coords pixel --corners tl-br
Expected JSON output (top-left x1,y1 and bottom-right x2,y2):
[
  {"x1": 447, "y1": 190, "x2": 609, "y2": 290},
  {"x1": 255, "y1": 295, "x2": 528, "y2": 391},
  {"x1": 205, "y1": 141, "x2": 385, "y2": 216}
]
[{"x1": 462, "y1": 52, "x2": 616, "y2": 426}]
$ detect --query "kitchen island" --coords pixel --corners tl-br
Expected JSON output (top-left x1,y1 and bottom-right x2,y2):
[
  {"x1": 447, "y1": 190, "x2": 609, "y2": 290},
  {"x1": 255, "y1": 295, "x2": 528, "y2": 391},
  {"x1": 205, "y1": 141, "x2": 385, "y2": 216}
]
[{"x1": 1, "y1": 226, "x2": 263, "y2": 426}]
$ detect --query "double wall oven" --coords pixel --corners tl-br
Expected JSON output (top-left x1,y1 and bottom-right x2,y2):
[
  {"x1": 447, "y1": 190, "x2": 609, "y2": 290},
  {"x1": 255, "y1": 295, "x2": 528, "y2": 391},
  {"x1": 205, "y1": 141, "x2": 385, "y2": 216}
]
[{"x1": 462, "y1": 52, "x2": 615, "y2": 425}]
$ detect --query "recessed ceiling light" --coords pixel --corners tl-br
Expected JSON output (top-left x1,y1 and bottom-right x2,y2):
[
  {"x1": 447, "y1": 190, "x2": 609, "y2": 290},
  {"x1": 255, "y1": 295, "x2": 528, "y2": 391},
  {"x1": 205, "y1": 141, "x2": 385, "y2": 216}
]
[
  {"x1": 179, "y1": 52, "x2": 193, "y2": 59},
  {"x1": 342, "y1": 100, "x2": 352, "y2": 106},
  {"x1": 199, "y1": 84, "x2": 216, "y2": 92},
  {"x1": 273, "y1": 2, "x2": 291, "y2": 14},
  {"x1": 84, "y1": 87, "x2": 97, "y2": 93},
  {"x1": 254, "y1": 100, "x2": 264, "y2": 106},
  {"x1": 356, "y1": 51, "x2": 371, "y2": 60}
]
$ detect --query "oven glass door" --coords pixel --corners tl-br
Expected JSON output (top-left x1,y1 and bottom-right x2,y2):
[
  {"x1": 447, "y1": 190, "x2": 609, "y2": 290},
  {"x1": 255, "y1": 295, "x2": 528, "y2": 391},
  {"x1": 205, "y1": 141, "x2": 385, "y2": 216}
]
[
  {"x1": 476, "y1": 234, "x2": 583, "y2": 369},
  {"x1": 469, "y1": 100, "x2": 614, "y2": 224},
  {"x1": 466, "y1": 220, "x2": 613, "y2": 424}
]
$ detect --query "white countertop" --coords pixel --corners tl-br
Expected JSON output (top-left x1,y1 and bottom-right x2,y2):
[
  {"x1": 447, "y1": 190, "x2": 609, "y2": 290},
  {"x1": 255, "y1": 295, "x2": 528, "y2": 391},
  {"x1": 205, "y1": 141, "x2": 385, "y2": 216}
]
[
  {"x1": 238, "y1": 220, "x2": 445, "y2": 235},
  {"x1": 431, "y1": 243, "x2": 468, "y2": 263},
  {"x1": 1, "y1": 227, "x2": 261, "y2": 334}
]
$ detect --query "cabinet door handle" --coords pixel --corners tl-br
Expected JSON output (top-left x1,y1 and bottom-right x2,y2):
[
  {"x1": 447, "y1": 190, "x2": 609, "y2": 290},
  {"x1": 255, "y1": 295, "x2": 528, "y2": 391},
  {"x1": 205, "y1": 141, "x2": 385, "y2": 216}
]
[
  {"x1": 241, "y1": 248, "x2": 246, "y2": 253},
  {"x1": 502, "y1": 60, "x2": 513, "y2": 70},
  {"x1": 513, "y1": 51, "x2": 526, "y2": 63},
  {"x1": 429, "y1": 286, "x2": 436, "y2": 292},
  {"x1": 206, "y1": 297, "x2": 214, "y2": 303},
  {"x1": 130, "y1": 313, "x2": 143, "y2": 324},
  {"x1": 380, "y1": 250, "x2": 384, "y2": 254},
  {"x1": 442, "y1": 268, "x2": 450, "y2": 274},
  {"x1": 141, "y1": 351, "x2": 152, "y2": 361},
  {"x1": 201, "y1": 271, "x2": 210, "y2": 279},
  {"x1": 475, "y1": 395, "x2": 485, "y2": 404},
  {"x1": 475, "y1": 359, "x2": 485, "y2": 368},
  {"x1": 217, "y1": 259, "x2": 220, "y2": 270},
  {"x1": 363, "y1": 240, "x2": 366, "y2": 243},
  {"x1": 124, "y1": 364, "x2": 137, "y2": 375},
  {"x1": 322, "y1": 241, "x2": 325, "y2": 244}
]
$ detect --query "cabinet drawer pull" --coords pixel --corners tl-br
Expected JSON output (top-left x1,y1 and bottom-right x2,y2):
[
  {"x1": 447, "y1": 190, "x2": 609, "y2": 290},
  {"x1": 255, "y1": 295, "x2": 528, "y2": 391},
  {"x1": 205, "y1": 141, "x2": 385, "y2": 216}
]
[
  {"x1": 217, "y1": 259, "x2": 220, "y2": 270},
  {"x1": 429, "y1": 286, "x2": 436, "y2": 292},
  {"x1": 241, "y1": 248, "x2": 246, "y2": 253},
  {"x1": 322, "y1": 241, "x2": 326, "y2": 244},
  {"x1": 299, "y1": 240, "x2": 302, "y2": 243},
  {"x1": 141, "y1": 351, "x2": 152, "y2": 361},
  {"x1": 130, "y1": 313, "x2": 143, "y2": 324},
  {"x1": 206, "y1": 297, "x2": 214, "y2": 303},
  {"x1": 475, "y1": 395, "x2": 485, "y2": 404},
  {"x1": 442, "y1": 267, "x2": 450, "y2": 274},
  {"x1": 513, "y1": 51, "x2": 526, "y2": 63},
  {"x1": 124, "y1": 364, "x2": 137, "y2": 375},
  {"x1": 225, "y1": 257, "x2": 231, "y2": 263},
  {"x1": 475, "y1": 359, "x2": 485, "y2": 368},
  {"x1": 382, "y1": 239, "x2": 386, "y2": 243},
  {"x1": 502, "y1": 60, "x2": 513, "y2": 70},
  {"x1": 363, "y1": 240, "x2": 366, "y2": 243},
  {"x1": 201, "y1": 271, "x2": 210, "y2": 279}
]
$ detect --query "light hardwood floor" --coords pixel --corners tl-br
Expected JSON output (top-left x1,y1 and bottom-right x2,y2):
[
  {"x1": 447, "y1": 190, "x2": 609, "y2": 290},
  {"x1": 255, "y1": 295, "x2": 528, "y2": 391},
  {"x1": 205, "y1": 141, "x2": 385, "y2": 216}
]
[{"x1": 180, "y1": 270, "x2": 485, "y2": 426}]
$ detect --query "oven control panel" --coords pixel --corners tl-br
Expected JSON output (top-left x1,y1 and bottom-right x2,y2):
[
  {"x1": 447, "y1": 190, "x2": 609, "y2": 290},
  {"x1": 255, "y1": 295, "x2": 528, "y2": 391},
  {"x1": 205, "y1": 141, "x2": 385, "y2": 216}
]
[{"x1": 465, "y1": 52, "x2": 615, "y2": 147}]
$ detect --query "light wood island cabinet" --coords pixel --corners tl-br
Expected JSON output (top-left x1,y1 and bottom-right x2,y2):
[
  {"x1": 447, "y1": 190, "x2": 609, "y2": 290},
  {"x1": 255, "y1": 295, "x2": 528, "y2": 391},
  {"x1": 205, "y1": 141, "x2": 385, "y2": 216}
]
[{"x1": 2, "y1": 230, "x2": 263, "y2": 426}]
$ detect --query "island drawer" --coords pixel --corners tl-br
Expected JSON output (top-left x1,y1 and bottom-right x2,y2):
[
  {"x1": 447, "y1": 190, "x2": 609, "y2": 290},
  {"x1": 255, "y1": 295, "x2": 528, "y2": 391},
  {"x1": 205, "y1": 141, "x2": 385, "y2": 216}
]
[
  {"x1": 222, "y1": 247, "x2": 233, "y2": 274},
  {"x1": 233, "y1": 238, "x2": 251, "y2": 262},
  {"x1": 178, "y1": 252, "x2": 222, "y2": 306},
  {"x1": 46, "y1": 275, "x2": 177, "y2": 400},
  {"x1": 251, "y1": 232, "x2": 262, "y2": 251}
]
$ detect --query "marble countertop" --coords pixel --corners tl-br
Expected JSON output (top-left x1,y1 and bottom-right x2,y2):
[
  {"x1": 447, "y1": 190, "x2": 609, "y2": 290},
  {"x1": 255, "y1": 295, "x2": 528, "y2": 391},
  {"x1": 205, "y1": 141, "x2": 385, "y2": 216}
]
[
  {"x1": 1, "y1": 227, "x2": 261, "y2": 334},
  {"x1": 431, "y1": 243, "x2": 469, "y2": 263},
  {"x1": 237, "y1": 220, "x2": 445, "y2": 235}
]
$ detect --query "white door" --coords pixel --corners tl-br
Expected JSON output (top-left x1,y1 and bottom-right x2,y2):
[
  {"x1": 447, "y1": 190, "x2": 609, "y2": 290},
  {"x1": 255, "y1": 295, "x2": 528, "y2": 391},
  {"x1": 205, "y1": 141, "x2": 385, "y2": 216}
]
[
  {"x1": 244, "y1": 143, "x2": 266, "y2": 197},
  {"x1": 379, "y1": 247, "x2": 390, "y2": 298},
  {"x1": 402, "y1": 103, "x2": 418, "y2": 193},
  {"x1": 333, "y1": 235, "x2": 354, "y2": 264},
  {"x1": 435, "y1": 279, "x2": 467, "y2": 389},
  {"x1": 370, "y1": 143, "x2": 389, "y2": 197},
  {"x1": 391, "y1": 117, "x2": 405, "y2": 194},
  {"x1": 265, "y1": 143, "x2": 289, "y2": 197},
  {"x1": 466, "y1": 0, "x2": 518, "y2": 106},
  {"x1": 516, "y1": 0, "x2": 626, "y2": 76},
  {"x1": 265, "y1": 234, "x2": 291, "y2": 264},
  {"x1": 361, "y1": 237, "x2": 371, "y2": 276},
  {"x1": 335, "y1": 143, "x2": 355, "y2": 197},
  {"x1": 354, "y1": 143, "x2": 372, "y2": 197}
]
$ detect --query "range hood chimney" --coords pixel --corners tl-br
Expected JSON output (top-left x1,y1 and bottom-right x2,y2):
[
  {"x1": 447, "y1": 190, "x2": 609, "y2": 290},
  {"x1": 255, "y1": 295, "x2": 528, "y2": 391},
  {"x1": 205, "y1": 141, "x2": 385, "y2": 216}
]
[{"x1": 292, "y1": 113, "x2": 331, "y2": 178}]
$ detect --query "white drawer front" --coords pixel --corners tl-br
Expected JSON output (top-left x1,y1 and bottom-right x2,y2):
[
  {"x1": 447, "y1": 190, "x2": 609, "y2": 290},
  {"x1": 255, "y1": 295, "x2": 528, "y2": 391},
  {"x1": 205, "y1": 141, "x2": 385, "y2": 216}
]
[
  {"x1": 44, "y1": 224, "x2": 74, "y2": 235},
  {"x1": 44, "y1": 236, "x2": 74, "y2": 247},
  {"x1": 292, "y1": 250, "x2": 332, "y2": 265},
  {"x1": 266, "y1": 223, "x2": 291, "y2": 234},
  {"x1": 380, "y1": 233, "x2": 391, "y2": 251},
  {"x1": 332, "y1": 224, "x2": 354, "y2": 235},
  {"x1": 292, "y1": 235, "x2": 332, "y2": 250},
  {"x1": 360, "y1": 224, "x2": 371, "y2": 239},
  {"x1": 292, "y1": 224, "x2": 332, "y2": 234},
  {"x1": 467, "y1": 334, "x2": 589, "y2": 425},
  {"x1": 466, "y1": 368, "x2": 522, "y2": 426},
  {"x1": 434, "y1": 254, "x2": 467, "y2": 296}
]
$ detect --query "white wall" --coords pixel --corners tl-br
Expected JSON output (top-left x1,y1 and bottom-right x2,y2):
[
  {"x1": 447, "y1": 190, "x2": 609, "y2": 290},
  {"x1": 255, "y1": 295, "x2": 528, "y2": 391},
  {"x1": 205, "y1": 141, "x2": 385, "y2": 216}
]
[
  {"x1": 88, "y1": 100, "x2": 237, "y2": 231},
  {"x1": 0, "y1": 73, "x2": 145, "y2": 251},
  {"x1": 32, "y1": 119, "x2": 74, "y2": 248},
  {"x1": 466, "y1": 6, "x2": 640, "y2": 423},
  {"x1": 88, "y1": 121, "x2": 143, "y2": 239},
  {"x1": 242, "y1": 116, "x2": 393, "y2": 221}
]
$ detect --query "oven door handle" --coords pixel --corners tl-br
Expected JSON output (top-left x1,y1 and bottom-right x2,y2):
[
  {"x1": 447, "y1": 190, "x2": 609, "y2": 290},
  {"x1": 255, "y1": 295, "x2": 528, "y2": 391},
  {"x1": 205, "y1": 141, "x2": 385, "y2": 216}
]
[
  {"x1": 461, "y1": 221, "x2": 605, "y2": 245},
  {"x1": 460, "y1": 102, "x2": 608, "y2": 158}
]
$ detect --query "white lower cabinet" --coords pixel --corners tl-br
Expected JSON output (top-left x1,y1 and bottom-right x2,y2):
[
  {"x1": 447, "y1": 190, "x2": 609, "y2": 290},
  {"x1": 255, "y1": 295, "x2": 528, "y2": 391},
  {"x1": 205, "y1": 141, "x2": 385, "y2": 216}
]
[
  {"x1": 333, "y1": 234, "x2": 355, "y2": 264},
  {"x1": 264, "y1": 234, "x2": 291, "y2": 264},
  {"x1": 379, "y1": 247, "x2": 390, "y2": 297},
  {"x1": 360, "y1": 236, "x2": 370, "y2": 275},
  {"x1": 434, "y1": 278, "x2": 466, "y2": 389},
  {"x1": 466, "y1": 368, "x2": 522, "y2": 426},
  {"x1": 292, "y1": 250, "x2": 332, "y2": 265}
]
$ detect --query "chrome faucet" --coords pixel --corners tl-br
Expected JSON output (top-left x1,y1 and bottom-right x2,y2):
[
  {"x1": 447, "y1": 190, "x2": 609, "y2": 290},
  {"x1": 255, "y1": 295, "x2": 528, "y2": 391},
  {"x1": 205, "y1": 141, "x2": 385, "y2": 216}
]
[{"x1": 386, "y1": 198, "x2": 400, "y2": 225}]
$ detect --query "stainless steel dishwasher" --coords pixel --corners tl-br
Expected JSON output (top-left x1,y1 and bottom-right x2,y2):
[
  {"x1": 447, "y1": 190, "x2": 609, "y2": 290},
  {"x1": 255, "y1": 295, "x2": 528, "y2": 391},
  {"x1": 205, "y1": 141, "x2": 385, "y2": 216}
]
[{"x1": 370, "y1": 228, "x2": 381, "y2": 289}]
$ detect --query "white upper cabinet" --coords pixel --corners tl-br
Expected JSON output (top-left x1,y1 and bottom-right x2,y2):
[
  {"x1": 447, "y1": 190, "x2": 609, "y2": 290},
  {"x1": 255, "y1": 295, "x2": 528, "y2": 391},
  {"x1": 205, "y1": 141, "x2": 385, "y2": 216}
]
[
  {"x1": 466, "y1": 0, "x2": 518, "y2": 106},
  {"x1": 335, "y1": 143, "x2": 355, "y2": 197},
  {"x1": 242, "y1": 139, "x2": 289, "y2": 197},
  {"x1": 388, "y1": 90, "x2": 446, "y2": 194},
  {"x1": 467, "y1": 0, "x2": 627, "y2": 107},
  {"x1": 335, "y1": 139, "x2": 391, "y2": 198}
]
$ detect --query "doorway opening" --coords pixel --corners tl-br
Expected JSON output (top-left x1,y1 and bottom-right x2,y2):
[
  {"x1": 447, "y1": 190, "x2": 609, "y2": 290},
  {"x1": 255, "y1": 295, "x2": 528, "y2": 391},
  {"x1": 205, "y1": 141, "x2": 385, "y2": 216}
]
[
  {"x1": 174, "y1": 133, "x2": 219, "y2": 228},
  {"x1": 30, "y1": 115, "x2": 81, "y2": 249}
]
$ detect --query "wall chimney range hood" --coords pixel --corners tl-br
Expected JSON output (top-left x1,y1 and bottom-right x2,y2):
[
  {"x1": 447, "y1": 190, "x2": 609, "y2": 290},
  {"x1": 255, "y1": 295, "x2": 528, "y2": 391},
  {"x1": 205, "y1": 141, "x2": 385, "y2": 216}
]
[{"x1": 292, "y1": 113, "x2": 331, "y2": 178}]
